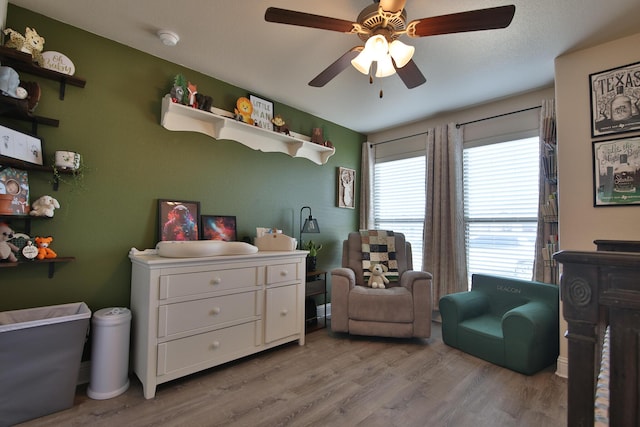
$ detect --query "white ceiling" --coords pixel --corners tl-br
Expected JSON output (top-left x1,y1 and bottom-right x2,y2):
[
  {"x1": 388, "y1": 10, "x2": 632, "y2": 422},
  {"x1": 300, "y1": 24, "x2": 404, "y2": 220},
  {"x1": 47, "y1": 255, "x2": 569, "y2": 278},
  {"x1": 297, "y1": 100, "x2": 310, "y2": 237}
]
[{"x1": 8, "y1": 0, "x2": 640, "y2": 134}]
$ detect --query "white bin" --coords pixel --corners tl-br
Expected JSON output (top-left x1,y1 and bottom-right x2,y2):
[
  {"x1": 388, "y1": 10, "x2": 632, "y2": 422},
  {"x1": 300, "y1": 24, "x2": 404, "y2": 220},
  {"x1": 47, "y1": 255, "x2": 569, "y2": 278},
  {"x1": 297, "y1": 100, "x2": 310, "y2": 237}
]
[
  {"x1": 0, "y1": 302, "x2": 91, "y2": 427},
  {"x1": 87, "y1": 307, "x2": 131, "y2": 400}
]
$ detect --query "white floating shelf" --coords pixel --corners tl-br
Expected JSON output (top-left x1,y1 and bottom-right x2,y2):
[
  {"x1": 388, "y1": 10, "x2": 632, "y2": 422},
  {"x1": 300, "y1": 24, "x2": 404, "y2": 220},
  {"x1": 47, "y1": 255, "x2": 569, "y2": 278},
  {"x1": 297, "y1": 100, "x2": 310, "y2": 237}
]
[{"x1": 160, "y1": 95, "x2": 335, "y2": 165}]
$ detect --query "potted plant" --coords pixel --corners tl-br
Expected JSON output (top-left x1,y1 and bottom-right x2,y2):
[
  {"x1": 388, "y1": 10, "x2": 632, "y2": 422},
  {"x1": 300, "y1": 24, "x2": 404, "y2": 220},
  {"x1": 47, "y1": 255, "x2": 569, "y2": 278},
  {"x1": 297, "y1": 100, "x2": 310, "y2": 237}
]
[{"x1": 303, "y1": 240, "x2": 322, "y2": 272}]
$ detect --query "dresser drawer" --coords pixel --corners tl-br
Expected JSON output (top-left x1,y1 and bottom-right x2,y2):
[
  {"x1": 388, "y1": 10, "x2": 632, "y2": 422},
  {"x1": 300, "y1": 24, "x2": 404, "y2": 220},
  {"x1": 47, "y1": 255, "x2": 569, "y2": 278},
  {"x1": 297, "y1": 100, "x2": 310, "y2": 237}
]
[
  {"x1": 265, "y1": 284, "x2": 299, "y2": 343},
  {"x1": 157, "y1": 321, "x2": 257, "y2": 376},
  {"x1": 158, "y1": 291, "x2": 258, "y2": 337},
  {"x1": 266, "y1": 263, "x2": 299, "y2": 284},
  {"x1": 159, "y1": 267, "x2": 258, "y2": 300}
]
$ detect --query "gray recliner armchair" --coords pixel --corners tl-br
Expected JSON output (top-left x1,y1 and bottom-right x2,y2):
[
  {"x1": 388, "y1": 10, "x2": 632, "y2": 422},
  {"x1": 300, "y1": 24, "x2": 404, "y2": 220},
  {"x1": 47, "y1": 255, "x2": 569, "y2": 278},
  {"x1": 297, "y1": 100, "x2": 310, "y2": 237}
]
[{"x1": 330, "y1": 232, "x2": 433, "y2": 338}]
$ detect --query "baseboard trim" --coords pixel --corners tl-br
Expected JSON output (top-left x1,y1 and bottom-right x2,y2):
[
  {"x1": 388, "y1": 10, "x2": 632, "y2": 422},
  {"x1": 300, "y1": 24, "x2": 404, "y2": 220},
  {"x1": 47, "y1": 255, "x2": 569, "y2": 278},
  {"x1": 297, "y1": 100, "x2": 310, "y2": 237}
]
[{"x1": 555, "y1": 355, "x2": 568, "y2": 378}]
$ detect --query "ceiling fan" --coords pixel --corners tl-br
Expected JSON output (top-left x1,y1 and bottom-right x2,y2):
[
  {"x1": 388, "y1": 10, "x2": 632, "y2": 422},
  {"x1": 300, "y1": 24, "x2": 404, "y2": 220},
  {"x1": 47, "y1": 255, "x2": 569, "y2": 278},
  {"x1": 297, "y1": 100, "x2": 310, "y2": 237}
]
[{"x1": 265, "y1": 1, "x2": 515, "y2": 89}]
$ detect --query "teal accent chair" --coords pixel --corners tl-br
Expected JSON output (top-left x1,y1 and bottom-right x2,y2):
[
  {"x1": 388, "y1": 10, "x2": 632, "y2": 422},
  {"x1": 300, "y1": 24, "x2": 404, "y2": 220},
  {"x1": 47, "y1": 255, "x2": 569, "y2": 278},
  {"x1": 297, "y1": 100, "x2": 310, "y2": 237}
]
[{"x1": 439, "y1": 274, "x2": 559, "y2": 375}]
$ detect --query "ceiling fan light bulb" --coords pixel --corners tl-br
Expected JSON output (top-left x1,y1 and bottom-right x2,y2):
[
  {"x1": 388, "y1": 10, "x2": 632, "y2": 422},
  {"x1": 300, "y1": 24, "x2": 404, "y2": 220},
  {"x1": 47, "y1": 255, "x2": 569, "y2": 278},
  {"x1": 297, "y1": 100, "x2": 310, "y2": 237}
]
[
  {"x1": 389, "y1": 40, "x2": 414, "y2": 68},
  {"x1": 375, "y1": 54, "x2": 396, "y2": 78},
  {"x1": 368, "y1": 34, "x2": 389, "y2": 59},
  {"x1": 351, "y1": 51, "x2": 373, "y2": 75}
]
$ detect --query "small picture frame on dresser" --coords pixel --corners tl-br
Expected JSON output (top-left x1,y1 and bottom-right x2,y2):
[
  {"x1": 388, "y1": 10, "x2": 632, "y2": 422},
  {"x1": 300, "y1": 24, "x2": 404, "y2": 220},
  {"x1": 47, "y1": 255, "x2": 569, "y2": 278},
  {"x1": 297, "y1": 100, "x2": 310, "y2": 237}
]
[
  {"x1": 201, "y1": 215, "x2": 237, "y2": 241},
  {"x1": 157, "y1": 199, "x2": 200, "y2": 241}
]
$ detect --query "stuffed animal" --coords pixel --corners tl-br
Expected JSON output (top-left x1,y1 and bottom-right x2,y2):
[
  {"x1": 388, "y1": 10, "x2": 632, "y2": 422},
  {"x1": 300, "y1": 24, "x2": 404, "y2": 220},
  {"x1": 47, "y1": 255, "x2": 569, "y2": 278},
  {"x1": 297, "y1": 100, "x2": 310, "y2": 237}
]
[
  {"x1": 0, "y1": 222, "x2": 19, "y2": 262},
  {"x1": 234, "y1": 97, "x2": 254, "y2": 125},
  {"x1": 368, "y1": 263, "x2": 389, "y2": 289},
  {"x1": 3, "y1": 27, "x2": 45, "y2": 66},
  {"x1": 35, "y1": 236, "x2": 57, "y2": 260},
  {"x1": 30, "y1": 195, "x2": 60, "y2": 217}
]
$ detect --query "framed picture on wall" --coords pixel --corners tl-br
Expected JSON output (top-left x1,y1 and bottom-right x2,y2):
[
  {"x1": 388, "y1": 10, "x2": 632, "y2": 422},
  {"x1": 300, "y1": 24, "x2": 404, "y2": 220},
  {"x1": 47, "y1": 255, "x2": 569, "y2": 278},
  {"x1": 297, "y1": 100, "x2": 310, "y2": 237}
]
[
  {"x1": 157, "y1": 199, "x2": 200, "y2": 241},
  {"x1": 589, "y1": 61, "x2": 640, "y2": 137},
  {"x1": 337, "y1": 167, "x2": 356, "y2": 209},
  {"x1": 201, "y1": 215, "x2": 237, "y2": 241},
  {"x1": 0, "y1": 124, "x2": 44, "y2": 165},
  {"x1": 592, "y1": 136, "x2": 640, "y2": 206}
]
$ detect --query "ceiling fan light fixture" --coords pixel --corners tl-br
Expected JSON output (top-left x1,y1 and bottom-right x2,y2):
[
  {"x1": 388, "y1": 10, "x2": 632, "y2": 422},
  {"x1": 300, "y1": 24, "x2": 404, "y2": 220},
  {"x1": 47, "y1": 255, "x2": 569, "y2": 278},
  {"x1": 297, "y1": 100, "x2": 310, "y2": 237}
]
[
  {"x1": 351, "y1": 50, "x2": 374, "y2": 74},
  {"x1": 352, "y1": 34, "x2": 391, "y2": 75},
  {"x1": 389, "y1": 39, "x2": 414, "y2": 68},
  {"x1": 375, "y1": 54, "x2": 396, "y2": 78}
]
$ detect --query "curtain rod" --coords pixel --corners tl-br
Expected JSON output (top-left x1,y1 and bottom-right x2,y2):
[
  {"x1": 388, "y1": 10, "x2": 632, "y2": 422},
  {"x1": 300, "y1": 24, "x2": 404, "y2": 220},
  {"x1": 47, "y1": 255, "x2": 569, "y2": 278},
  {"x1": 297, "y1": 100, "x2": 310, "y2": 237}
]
[
  {"x1": 371, "y1": 104, "x2": 542, "y2": 146},
  {"x1": 370, "y1": 130, "x2": 431, "y2": 147},
  {"x1": 455, "y1": 105, "x2": 541, "y2": 128}
]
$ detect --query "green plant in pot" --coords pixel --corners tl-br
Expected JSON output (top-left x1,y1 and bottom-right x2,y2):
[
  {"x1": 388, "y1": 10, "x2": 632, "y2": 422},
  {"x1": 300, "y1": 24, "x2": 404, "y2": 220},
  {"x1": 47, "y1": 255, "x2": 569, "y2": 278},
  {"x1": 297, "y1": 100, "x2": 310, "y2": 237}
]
[
  {"x1": 303, "y1": 240, "x2": 322, "y2": 272},
  {"x1": 51, "y1": 151, "x2": 88, "y2": 191}
]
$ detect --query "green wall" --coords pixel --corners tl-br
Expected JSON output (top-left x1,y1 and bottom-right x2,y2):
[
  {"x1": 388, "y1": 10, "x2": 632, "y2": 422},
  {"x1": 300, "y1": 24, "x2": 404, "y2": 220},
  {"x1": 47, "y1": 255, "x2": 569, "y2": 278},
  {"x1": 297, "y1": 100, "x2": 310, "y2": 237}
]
[{"x1": 1, "y1": 5, "x2": 364, "y2": 312}]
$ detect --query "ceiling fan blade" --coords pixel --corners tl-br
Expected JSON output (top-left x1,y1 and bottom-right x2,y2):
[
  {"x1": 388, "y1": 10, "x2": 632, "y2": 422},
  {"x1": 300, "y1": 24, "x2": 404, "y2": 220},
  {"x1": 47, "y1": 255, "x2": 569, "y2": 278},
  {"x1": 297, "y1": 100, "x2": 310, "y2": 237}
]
[
  {"x1": 309, "y1": 47, "x2": 362, "y2": 87},
  {"x1": 265, "y1": 7, "x2": 355, "y2": 33},
  {"x1": 408, "y1": 5, "x2": 516, "y2": 37},
  {"x1": 379, "y1": 0, "x2": 406, "y2": 13},
  {"x1": 394, "y1": 59, "x2": 426, "y2": 89}
]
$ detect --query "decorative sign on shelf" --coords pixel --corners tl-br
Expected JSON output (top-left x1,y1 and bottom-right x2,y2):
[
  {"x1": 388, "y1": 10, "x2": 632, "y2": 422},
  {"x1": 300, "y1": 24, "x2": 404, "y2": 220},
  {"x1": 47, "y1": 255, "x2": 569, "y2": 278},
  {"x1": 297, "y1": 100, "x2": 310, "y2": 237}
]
[
  {"x1": 250, "y1": 94, "x2": 274, "y2": 131},
  {"x1": 41, "y1": 51, "x2": 75, "y2": 75}
]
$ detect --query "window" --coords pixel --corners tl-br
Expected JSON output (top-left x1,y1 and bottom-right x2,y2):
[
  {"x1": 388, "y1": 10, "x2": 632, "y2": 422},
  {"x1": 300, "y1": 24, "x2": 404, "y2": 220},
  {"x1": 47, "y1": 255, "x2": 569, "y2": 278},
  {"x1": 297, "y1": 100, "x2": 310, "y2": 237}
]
[
  {"x1": 463, "y1": 137, "x2": 539, "y2": 281},
  {"x1": 373, "y1": 156, "x2": 425, "y2": 270}
]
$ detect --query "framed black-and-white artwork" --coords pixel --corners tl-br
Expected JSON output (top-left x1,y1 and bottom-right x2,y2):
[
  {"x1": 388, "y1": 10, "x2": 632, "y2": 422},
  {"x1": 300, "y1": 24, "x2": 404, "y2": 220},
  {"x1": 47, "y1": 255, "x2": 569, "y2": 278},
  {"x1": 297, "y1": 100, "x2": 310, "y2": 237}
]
[
  {"x1": 337, "y1": 167, "x2": 356, "y2": 209},
  {"x1": 158, "y1": 199, "x2": 200, "y2": 241},
  {"x1": 0, "y1": 124, "x2": 43, "y2": 165},
  {"x1": 250, "y1": 94, "x2": 274, "y2": 131},
  {"x1": 201, "y1": 215, "x2": 237, "y2": 241},
  {"x1": 592, "y1": 136, "x2": 640, "y2": 206},
  {"x1": 589, "y1": 61, "x2": 640, "y2": 137}
]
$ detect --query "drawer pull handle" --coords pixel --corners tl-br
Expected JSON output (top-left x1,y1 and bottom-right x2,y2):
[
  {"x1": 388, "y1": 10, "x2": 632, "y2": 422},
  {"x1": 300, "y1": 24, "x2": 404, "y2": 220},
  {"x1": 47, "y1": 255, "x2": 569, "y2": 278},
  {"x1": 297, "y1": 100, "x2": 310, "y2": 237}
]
[
  {"x1": 280, "y1": 270, "x2": 288, "y2": 276},
  {"x1": 210, "y1": 307, "x2": 221, "y2": 315},
  {"x1": 211, "y1": 341, "x2": 220, "y2": 349},
  {"x1": 281, "y1": 308, "x2": 288, "y2": 316},
  {"x1": 211, "y1": 277, "x2": 222, "y2": 285}
]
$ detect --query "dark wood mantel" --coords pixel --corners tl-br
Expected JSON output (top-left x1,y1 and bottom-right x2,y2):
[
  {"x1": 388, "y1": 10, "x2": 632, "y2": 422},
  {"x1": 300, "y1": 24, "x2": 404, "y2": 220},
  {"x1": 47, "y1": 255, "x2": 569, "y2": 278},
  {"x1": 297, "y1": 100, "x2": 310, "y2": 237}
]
[{"x1": 554, "y1": 249, "x2": 640, "y2": 427}]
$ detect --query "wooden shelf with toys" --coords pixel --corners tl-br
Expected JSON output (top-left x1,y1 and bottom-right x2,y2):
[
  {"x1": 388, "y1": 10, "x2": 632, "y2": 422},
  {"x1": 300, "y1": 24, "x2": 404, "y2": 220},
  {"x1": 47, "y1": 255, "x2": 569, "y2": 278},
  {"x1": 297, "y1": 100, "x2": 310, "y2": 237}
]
[
  {"x1": 160, "y1": 94, "x2": 336, "y2": 166},
  {"x1": 0, "y1": 256, "x2": 76, "y2": 278},
  {"x1": 0, "y1": 216, "x2": 75, "y2": 278},
  {"x1": 0, "y1": 46, "x2": 86, "y2": 100}
]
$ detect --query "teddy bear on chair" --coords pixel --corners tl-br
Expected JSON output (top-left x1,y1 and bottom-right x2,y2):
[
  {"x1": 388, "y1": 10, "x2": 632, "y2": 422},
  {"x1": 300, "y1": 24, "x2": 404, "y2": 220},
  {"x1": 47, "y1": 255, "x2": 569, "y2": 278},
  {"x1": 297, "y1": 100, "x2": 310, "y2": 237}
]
[{"x1": 368, "y1": 263, "x2": 390, "y2": 289}]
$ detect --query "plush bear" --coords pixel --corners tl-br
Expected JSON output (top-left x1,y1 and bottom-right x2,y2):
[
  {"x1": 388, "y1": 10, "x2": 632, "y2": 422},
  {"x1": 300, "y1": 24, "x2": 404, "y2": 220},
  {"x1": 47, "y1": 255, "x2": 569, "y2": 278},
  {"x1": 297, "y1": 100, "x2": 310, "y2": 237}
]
[
  {"x1": 35, "y1": 236, "x2": 57, "y2": 260},
  {"x1": 3, "y1": 27, "x2": 45, "y2": 66},
  {"x1": 0, "y1": 222, "x2": 19, "y2": 262},
  {"x1": 368, "y1": 263, "x2": 389, "y2": 289},
  {"x1": 30, "y1": 195, "x2": 60, "y2": 217}
]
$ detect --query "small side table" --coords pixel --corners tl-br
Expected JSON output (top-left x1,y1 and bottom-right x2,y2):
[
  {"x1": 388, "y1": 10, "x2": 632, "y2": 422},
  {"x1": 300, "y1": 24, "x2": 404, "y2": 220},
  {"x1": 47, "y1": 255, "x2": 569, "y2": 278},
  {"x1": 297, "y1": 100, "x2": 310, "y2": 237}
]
[{"x1": 305, "y1": 270, "x2": 327, "y2": 333}]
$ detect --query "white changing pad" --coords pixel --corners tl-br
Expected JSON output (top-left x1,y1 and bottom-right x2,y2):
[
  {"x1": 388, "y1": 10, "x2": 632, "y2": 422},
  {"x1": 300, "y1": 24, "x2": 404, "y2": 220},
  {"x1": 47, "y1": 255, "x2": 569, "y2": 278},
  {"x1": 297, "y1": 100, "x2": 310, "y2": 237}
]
[{"x1": 155, "y1": 240, "x2": 258, "y2": 258}]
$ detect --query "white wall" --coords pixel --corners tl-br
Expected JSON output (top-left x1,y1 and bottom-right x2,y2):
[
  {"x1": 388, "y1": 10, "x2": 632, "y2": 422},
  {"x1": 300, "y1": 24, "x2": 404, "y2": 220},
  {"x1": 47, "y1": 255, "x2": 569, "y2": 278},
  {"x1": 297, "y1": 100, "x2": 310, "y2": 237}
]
[
  {"x1": 555, "y1": 32, "x2": 640, "y2": 250},
  {"x1": 554, "y1": 31, "x2": 640, "y2": 377}
]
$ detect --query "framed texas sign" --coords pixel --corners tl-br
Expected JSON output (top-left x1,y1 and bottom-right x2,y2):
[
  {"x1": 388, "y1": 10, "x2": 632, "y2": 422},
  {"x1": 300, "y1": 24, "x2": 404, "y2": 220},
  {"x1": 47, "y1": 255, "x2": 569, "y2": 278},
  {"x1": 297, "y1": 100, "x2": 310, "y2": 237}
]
[{"x1": 589, "y1": 61, "x2": 640, "y2": 137}]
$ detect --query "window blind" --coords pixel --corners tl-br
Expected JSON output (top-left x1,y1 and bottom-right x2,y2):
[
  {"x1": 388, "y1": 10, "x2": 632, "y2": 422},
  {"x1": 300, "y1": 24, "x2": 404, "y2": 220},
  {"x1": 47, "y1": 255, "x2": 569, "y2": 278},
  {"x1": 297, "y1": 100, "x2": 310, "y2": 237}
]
[
  {"x1": 463, "y1": 137, "x2": 539, "y2": 281},
  {"x1": 374, "y1": 156, "x2": 426, "y2": 270}
]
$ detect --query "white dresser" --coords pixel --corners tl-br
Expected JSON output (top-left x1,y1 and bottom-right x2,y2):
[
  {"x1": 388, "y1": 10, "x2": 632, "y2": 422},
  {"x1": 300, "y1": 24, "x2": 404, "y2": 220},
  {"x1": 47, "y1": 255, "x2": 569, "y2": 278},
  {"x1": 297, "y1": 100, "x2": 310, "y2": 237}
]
[{"x1": 129, "y1": 250, "x2": 307, "y2": 399}]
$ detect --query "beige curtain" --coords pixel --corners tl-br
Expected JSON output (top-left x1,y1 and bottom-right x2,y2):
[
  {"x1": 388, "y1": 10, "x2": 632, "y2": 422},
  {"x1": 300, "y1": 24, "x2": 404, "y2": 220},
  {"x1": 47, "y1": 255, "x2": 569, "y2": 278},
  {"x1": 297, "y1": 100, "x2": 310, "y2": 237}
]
[
  {"x1": 423, "y1": 123, "x2": 468, "y2": 309},
  {"x1": 359, "y1": 142, "x2": 375, "y2": 230},
  {"x1": 533, "y1": 99, "x2": 558, "y2": 283}
]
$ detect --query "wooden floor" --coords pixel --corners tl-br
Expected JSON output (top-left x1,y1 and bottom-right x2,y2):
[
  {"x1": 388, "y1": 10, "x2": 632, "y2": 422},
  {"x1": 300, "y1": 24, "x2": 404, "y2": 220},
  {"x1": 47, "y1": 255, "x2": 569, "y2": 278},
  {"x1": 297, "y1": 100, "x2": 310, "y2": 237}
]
[{"x1": 18, "y1": 322, "x2": 567, "y2": 427}]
